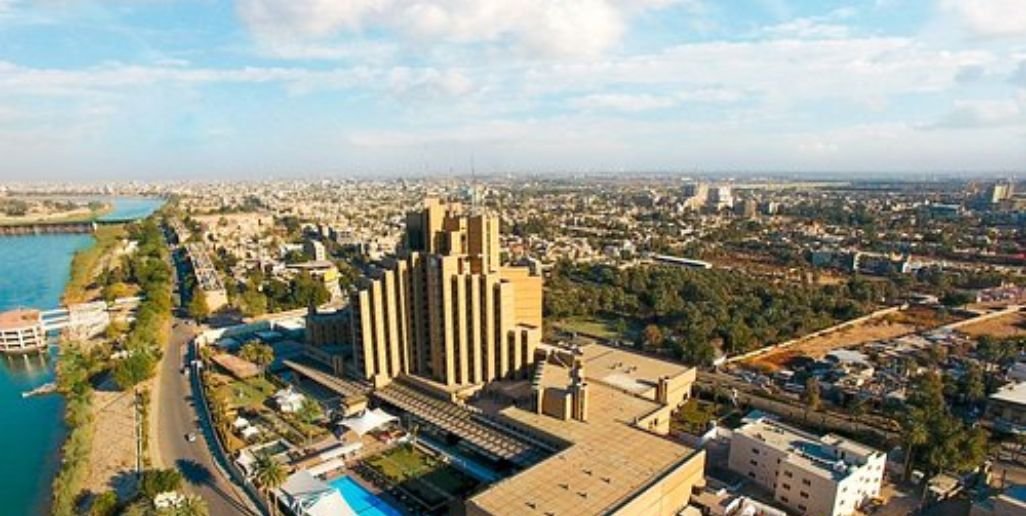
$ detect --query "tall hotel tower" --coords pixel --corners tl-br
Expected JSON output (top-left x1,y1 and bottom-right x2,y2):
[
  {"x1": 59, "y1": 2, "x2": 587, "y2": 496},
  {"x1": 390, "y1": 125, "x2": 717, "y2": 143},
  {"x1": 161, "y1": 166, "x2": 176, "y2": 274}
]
[{"x1": 351, "y1": 198, "x2": 543, "y2": 389}]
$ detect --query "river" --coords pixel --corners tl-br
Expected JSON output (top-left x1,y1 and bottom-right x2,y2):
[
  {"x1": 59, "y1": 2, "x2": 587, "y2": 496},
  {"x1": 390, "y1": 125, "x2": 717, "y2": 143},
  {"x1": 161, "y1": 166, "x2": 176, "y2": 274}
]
[{"x1": 0, "y1": 197, "x2": 163, "y2": 515}]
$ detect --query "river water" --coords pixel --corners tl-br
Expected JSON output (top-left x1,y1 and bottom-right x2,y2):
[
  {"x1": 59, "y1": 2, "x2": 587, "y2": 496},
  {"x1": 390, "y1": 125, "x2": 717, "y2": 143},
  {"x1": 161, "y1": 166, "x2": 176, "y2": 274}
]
[{"x1": 0, "y1": 197, "x2": 162, "y2": 515}]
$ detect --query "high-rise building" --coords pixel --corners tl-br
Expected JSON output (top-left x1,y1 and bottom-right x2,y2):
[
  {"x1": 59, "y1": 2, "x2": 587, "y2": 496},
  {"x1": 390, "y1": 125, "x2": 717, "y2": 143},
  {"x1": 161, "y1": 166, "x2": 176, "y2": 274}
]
[
  {"x1": 987, "y1": 181, "x2": 1015, "y2": 205},
  {"x1": 351, "y1": 198, "x2": 542, "y2": 389},
  {"x1": 708, "y1": 185, "x2": 734, "y2": 210}
]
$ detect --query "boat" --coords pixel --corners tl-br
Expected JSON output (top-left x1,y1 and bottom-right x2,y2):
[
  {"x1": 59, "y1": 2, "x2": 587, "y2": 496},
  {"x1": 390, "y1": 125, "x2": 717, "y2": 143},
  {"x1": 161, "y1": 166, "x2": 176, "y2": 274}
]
[{"x1": 21, "y1": 382, "x2": 57, "y2": 398}]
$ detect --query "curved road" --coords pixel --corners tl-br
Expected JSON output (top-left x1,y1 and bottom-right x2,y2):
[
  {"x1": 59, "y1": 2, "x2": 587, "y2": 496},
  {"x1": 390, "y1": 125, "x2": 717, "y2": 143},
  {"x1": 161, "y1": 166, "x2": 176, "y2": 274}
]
[{"x1": 154, "y1": 319, "x2": 260, "y2": 516}]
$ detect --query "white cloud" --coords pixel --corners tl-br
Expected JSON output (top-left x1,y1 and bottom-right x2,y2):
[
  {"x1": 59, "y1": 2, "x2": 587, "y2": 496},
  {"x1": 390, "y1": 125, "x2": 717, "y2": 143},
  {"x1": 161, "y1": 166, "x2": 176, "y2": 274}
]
[
  {"x1": 943, "y1": 0, "x2": 1026, "y2": 38},
  {"x1": 235, "y1": 0, "x2": 668, "y2": 58},
  {"x1": 921, "y1": 98, "x2": 1026, "y2": 129},
  {"x1": 571, "y1": 93, "x2": 677, "y2": 112}
]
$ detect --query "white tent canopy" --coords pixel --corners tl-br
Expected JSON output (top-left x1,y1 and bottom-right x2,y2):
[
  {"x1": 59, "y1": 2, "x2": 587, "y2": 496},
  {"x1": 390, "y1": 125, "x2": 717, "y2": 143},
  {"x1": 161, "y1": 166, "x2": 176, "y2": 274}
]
[
  {"x1": 337, "y1": 408, "x2": 398, "y2": 436},
  {"x1": 278, "y1": 470, "x2": 355, "y2": 516}
]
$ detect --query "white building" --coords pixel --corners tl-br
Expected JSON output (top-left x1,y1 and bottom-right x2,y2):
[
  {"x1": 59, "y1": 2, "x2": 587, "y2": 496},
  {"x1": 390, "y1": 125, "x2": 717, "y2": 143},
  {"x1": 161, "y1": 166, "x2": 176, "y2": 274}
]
[{"x1": 728, "y1": 414, "x2": 885, "y2": 516}]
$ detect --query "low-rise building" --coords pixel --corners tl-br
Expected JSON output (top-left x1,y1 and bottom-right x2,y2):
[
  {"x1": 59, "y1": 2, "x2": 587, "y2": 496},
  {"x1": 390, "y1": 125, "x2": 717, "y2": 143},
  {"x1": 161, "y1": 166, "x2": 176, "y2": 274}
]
[
  {"x1": 728, "y1": 414, "x2": 885, "y2": 516},
  {"x1": 987, "y1": 381, "x2": 1026, "y2": 434}
]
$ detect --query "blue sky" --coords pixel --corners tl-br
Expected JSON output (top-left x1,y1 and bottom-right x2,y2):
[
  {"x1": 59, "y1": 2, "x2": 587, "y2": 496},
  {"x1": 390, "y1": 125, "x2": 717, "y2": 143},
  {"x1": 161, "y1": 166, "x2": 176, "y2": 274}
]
[{"x1": 0, "y1": 0, "x2": 1024, "y2": 180}]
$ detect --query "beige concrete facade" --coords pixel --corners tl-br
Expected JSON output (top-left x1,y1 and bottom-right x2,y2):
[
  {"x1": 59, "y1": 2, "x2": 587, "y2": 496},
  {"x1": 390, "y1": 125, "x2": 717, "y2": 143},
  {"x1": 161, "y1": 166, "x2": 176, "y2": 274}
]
[
  {"x1": 352, "y1": 199, "x2": 543, "y2": 388},
  {"x1": 728, "y1": 416, "x2": 885, "y2": 516},
  {"x1": 468, "y1": 343, "x2": 705, "y2": 516}
]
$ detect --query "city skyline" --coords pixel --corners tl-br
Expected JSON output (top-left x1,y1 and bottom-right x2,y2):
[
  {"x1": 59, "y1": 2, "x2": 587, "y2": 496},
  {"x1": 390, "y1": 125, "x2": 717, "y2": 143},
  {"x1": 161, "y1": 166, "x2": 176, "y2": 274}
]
[{"x1": 1, "y1": 0, "x2": 1025, "y2": 180}]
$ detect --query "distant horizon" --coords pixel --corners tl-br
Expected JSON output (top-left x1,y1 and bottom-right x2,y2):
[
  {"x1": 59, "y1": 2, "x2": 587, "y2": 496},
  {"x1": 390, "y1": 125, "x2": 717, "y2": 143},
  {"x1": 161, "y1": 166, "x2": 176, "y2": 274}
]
[{"x1": 1, "y1": 168, "x2": 1023, "y2": 185}]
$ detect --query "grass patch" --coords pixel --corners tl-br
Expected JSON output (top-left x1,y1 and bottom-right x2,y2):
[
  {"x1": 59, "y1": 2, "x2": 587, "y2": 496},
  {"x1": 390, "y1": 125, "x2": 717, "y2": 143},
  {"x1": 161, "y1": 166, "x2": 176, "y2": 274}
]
[
  {"x1": 216, "y1": 376, "x2": 277, "y2": 411},
  {"x1": 553, "y1": 315, "x2": 640, "y2": 341},
  {"x1": 365, "y1": 445, "x2": 478, "y2": 506},
  {"x1": 672, "y1": 399, "x2": 723, "y2": 434},
  {"x1": 63, "y1": 224, "x2": 126, "y2": 304}
]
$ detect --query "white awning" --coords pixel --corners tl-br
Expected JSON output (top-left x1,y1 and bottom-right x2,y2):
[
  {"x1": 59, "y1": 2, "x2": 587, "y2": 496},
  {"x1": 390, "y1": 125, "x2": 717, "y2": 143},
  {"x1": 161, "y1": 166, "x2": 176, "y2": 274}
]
[
  {"x1": 337, "y1": 408, "x2": 398, "y2": 436},
  {"x1": 279, "y1": 470, "x2": 355, "y2": 516}
]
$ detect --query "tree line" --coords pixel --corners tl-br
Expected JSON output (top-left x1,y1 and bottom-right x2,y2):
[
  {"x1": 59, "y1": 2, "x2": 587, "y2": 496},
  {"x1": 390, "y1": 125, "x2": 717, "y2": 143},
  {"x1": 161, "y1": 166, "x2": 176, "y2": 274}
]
[{"x1": 544, "y1": 262, "x2": 889, "y2": 364}]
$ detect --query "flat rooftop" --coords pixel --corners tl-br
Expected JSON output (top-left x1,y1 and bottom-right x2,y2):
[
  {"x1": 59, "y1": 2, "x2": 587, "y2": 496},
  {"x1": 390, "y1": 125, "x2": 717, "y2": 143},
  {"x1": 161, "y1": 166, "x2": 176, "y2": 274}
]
[
  {"x1": 736, "y1": 418, "x2": 879, "y2": 481},
  {"x1": 0, "y1": 309, "x2": 41, "y2": 330},
  {"x1": 991, "y1": 381, "x2": 1026, "y2": 405},
  {"x1": 575, "y1": 343, "x2": 694, "y2": 395},
  {"x1": 469, "y1": 347, "x2": 701, "y2": 515}
]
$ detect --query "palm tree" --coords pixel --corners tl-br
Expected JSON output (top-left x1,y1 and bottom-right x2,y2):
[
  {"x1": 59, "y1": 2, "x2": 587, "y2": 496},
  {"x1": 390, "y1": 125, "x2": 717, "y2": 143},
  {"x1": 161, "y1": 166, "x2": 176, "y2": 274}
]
[
  {"x1": 252, "y1": 452, "x2": 287, "y2": 516},
  {"x1": 901, "y1": 417, "x2": 929, "y2": 481},
  {"x1": 174, "y1": 494, "x2": 210, "y2": 516}
]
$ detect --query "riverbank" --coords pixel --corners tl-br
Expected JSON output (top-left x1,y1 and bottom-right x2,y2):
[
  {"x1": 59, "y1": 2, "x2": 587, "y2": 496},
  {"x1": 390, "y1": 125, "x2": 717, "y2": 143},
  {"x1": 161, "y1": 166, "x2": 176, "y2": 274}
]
[
  {"x1": 62, "y1": 225, "x2": 128, "y2": 305},
  {"x1": 50, "y1": 213, "x2": 170, "y2": 514},
  {"x1": 0, "y1": 202, "x2": 113, "y2": 226}
]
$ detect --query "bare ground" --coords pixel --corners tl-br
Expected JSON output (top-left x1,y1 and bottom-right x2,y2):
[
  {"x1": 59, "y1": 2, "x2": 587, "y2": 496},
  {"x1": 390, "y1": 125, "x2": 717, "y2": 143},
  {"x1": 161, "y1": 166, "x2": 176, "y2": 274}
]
[
  {"x1": 958, "y1": 311, "x2": 1026, "y2": 338},
  {"x1": 83, "y1": 377, "x2": 143, "y2": 502}
]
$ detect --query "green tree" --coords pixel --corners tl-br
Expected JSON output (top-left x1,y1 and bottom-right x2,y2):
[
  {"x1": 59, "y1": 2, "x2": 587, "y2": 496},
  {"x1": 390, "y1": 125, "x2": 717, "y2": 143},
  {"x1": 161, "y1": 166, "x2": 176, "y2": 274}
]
[
  {"x1": 252, "y1": 453, "x2": 286, "y2": 516},
  {"x1": 140, "y1": 468, "x2": 184, "y2": 499},
  {"x1": 803, "y1": 377, "x2": 821, "y2": 412},
  {"x1": 642, "y1": 324, "x2": 664, "y2": 348},
  {"x1": 239, "y1": 341, "x2": 275, "y2": 372},
  {"x1": 188, "y1": 291, "x2": 210, "y2": 321},
  {"x1": 90, "y1": 491, "x2": 119, "y2": 516},
  {"x1": 296, "y1": 398, "x2": 323, "y2": 430}
]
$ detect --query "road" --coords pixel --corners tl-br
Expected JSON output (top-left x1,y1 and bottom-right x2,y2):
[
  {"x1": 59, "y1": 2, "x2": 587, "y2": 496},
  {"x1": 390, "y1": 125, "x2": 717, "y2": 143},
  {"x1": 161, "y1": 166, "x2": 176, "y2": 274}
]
[
  {"x1": 155, "y1": 228, "x2": 260, "y2": 516},
  {"x1": 154, "y1": 319, "x2": 260, "y2": 516}
]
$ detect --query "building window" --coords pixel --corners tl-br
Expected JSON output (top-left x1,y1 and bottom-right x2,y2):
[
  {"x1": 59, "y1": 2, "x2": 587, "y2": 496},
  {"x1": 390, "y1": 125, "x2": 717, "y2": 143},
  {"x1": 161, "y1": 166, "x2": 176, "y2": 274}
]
[
  {"x1": 798, "y1": 504, "x2": 807, "y2": 512},
  {"x1": 784, "y1": 471, "x2": 793, "y2": 478},
  {"x1": 800, "y1": 491, "x2": 809, "y2": 499},
  {"x1": 748, "y1": 472, "x2": 756, "y2": 479},
  {"x1": 780, "y1": 496, "x2": 789, "y2": 503},
  {"x1": 750, "y1": 460, "x2": 758, "y2": 467},
  {"x1": 802, "y1": 479, "x2": 811, "y2": 486},
  {"x1": 782, "y1": 483, "x2": 791, "y2": 490},
  {"x1": 752, "y1": 448, "x2": 760, "y2": 455}
]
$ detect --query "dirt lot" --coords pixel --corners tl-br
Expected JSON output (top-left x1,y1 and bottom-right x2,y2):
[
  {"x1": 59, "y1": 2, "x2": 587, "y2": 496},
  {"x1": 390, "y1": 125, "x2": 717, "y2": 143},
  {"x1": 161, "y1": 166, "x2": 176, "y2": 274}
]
[
  {"x1": 745, "y1": 306, "x2": 962, "y2": 372},
  {"x1": 83, "y1": 377, "x2": 141, "y2": 501},
  {"x1": 958, "y1": 311, "x2": 1026, "y2": 338}
]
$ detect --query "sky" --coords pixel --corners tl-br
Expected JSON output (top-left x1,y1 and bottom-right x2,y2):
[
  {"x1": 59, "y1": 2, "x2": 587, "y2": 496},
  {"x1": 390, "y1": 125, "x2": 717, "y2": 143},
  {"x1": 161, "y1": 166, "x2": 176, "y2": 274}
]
[{"x1": 0, "y1": 0, "x2": 1025, "y2": 180}]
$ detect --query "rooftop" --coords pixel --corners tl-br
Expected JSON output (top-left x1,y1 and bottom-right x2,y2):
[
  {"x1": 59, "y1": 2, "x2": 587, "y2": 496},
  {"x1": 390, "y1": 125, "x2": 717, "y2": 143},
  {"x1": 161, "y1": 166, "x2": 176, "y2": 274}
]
[
  {"x1": 0, "y1": 309, "x2": 42, "y2": 330},
  {"x1": 991, "y1": 381, "x2": 1026, "y2": 405},
  {"x1": 469, "y1": 344, "x2": 702, "y2": 515},
  {"x1": 736, "y1": 417, "x2": 881, "y2": 481}
]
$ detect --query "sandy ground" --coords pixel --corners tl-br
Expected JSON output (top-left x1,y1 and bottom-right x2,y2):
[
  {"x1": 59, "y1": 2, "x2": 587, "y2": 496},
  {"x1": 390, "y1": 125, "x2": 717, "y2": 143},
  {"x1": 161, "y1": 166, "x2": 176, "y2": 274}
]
[
  {"x1": 746, "y1": 306, "x2": 965, "y2": 371},
  {"x1": 957, "y1": 311, "x2": 1026, "y2": 338},
  {"x1": 83, "y1": 377, "x2": 142, "y2": 501},
  {"x1": 748, "y1": 319, "x2": 918, "y2": 370}
]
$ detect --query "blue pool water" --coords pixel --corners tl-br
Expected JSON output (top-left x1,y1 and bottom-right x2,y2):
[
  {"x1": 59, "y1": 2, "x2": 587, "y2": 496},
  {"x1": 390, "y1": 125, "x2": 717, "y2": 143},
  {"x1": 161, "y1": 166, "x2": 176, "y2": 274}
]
[{"x1": 328, "y1": 476, "x2": 402, "y2": 516}]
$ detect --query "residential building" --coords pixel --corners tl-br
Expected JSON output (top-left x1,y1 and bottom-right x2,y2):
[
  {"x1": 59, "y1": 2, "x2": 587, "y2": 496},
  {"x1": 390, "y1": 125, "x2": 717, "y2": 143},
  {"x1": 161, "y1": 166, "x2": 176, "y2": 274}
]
[
  {"x1": 728, "y1": 414, "x2": 885, "y2": 516},
  {"x1": 987, "y1": 381, "x2": 1026, "y2": 433},
  {"x1": 303, "y1": 238, "x2": 327, "y2": 262},
  {"x1": 350, "y1": 198, "x2": 543, "y2": 389}
]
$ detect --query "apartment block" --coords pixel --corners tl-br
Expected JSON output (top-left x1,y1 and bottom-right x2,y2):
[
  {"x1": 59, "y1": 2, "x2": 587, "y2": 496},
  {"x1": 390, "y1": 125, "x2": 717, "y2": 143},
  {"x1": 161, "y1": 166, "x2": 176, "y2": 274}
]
[{"x1": 728, "y1": 415, "x2": 885, "y2": 516}]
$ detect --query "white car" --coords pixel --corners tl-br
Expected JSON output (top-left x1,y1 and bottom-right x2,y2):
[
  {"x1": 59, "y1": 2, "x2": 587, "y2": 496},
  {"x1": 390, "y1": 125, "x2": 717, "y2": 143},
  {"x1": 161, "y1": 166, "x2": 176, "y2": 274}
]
[{"x1": 186, "y1": 432, "x2": 197, "y2": 442}]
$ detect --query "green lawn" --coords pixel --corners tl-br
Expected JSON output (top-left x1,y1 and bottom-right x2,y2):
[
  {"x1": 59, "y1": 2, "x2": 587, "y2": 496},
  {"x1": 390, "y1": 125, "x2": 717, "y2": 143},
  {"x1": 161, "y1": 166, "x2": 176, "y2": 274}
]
[
  {"x1": 365, "y1": 445, "x2": 478, "y2": 504},
  {"x1": 554, "y1": 315, "x2": 640, "y2": 341},
  {"x1": 216, "y1": 376, "x2": 277, "y2": 411}
]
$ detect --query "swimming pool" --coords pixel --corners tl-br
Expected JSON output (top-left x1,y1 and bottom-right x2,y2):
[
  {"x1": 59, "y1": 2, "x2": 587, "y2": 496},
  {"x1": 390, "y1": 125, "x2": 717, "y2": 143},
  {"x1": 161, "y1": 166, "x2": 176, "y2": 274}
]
[{"x1": 328, "y1": 476, "x2": 402, "y2": 516}]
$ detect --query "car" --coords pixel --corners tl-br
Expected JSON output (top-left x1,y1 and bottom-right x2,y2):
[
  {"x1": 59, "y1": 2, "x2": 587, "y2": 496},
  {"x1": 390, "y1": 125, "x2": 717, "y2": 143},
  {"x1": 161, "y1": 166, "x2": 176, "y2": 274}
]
[{"x1": 186, "y1": 432, "x2": 197, "y2": 442}]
